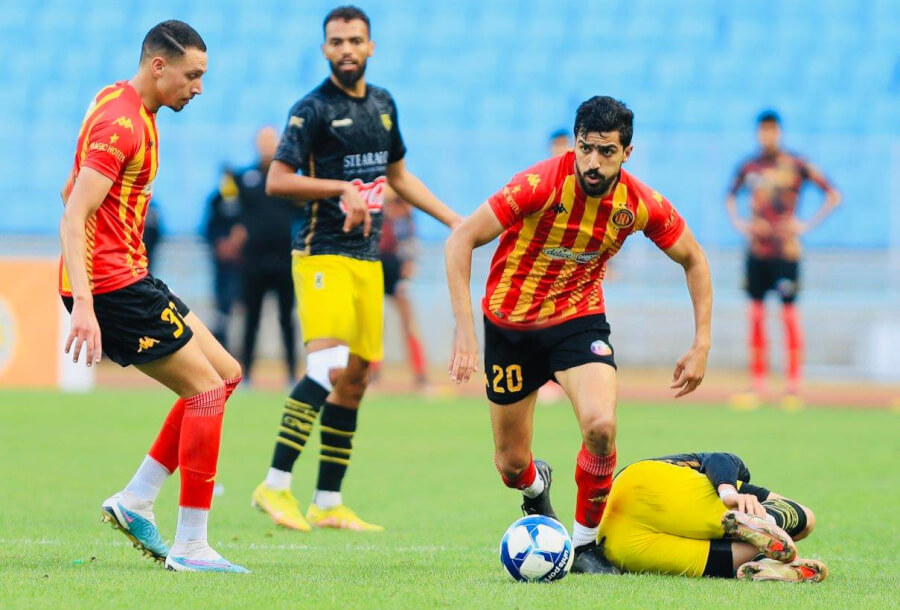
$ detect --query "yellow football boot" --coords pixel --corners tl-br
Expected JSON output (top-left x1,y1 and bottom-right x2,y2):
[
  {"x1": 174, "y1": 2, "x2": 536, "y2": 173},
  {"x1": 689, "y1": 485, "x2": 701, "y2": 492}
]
[
  {"x1": 306, "y1": 504, "x2": 384, "y2": 532},
  {"x1": 780, "y1": 394, "x2": 805, "y2": 412},
  {"x1": 729, "y1": 392, "x2": 762, "y2": 411},
  {"x1": 251, "y1": 483, "x2": 311, "y2": 532}
]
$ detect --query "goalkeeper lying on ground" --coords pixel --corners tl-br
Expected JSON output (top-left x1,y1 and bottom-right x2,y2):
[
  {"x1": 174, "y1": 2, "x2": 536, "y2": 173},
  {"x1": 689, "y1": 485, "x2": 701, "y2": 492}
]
[{"x1": 597, "y1": 451, "x2": 826, "y2": 582}]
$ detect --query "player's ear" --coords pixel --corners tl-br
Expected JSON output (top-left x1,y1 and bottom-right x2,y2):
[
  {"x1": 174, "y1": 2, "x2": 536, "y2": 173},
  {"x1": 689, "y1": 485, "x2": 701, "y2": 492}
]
[
  {"x1": 367, "y1": 40, "x2": 375, "y2": 58},
  {"x1": 150, "y1": 56, "x2": 166, "y2": 78},
  {"x1": 622, "y1": 145, "x2": 634, "y2": 164}
]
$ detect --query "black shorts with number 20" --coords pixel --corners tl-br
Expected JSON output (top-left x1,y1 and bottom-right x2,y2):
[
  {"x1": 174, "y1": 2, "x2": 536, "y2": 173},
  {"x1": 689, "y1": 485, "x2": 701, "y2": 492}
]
[
  {"x1": 483, "y1": 314, "x2": 616, "y2": 405},
  {"x1": 62, "y1": 276, "x2": 193, "y2": 367}
]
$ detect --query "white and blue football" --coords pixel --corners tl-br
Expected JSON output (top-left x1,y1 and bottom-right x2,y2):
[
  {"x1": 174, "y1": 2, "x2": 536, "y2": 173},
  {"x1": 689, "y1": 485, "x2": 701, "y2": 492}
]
[{"x1": 499, "y1": 515, "x2": 574, "y2": 582}]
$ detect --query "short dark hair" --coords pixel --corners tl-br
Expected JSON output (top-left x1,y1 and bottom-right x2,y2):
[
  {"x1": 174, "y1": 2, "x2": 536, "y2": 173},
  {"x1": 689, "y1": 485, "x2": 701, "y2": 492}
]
[
  {"x1": 141, "y1": 20, "x2": 206, "y2": 62},
  {"x1": 323, "y1": 6, "x2": 371, "y2": 37},
  {"x1": 574, "y1": 96, "x2": 634, "y2": 147},
  {"x1": 757, "y1": 109, "x2": 781, "y2": 125}
]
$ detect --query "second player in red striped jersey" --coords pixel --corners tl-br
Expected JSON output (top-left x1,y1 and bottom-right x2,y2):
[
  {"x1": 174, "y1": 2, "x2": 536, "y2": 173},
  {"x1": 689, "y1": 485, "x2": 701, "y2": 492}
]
[
  {"x1": 445, "y1": 96, "x2": 712, "y2": 573},
  {"x1": 483, "y1": 154, "x2": 685, "y2": 328}
]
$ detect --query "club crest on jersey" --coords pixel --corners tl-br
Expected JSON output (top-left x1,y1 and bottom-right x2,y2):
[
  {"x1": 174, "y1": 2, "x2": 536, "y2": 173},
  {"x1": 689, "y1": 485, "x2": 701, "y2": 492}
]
[
  {"x1": 590, "y1": 340, "x2": 612, "y2": 357},
  {"x1": 380, "y1": 113, "x2": 392, "y2": 132},
  {"x1": 611, "y1": 208, "x2": 635, "y2": 229}
]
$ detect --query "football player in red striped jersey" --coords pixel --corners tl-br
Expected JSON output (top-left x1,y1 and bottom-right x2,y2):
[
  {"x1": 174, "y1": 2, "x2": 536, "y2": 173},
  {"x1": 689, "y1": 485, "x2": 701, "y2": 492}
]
[{"x1": 445, "y1": 96, "x2": 712, "y2": 574}]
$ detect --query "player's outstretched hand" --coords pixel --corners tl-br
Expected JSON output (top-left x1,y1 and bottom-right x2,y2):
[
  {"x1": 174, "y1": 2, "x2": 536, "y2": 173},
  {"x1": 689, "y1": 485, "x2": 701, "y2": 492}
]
[
  {"x1": 340, "y1": 183, "x2": 371, "y2": 237},
  {"x1": 449, "y1": 326, "x2": 479, "y2": 384},
  {"x1": 670, "y1": 345, "x2": 708, "y2": 397},
  {"x1": 724, "y1": 492, "x2": 768, "y2": 518},
  {"x1": 65, "y1": 300, "x2": 102, "y2": 367}
]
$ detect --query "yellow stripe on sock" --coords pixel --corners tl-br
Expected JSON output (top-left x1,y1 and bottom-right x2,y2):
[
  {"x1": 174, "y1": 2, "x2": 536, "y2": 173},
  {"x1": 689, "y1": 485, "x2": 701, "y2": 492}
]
[
  {"x1": 320, "y1": 425, "x2": 354, "y2": 438},
  {"x1": 319, "y1": 455, "x2": 351, "y2": 466},
  {"x1": 320, "y1": 444, "x2": 352, "y2": 455},
  {"x1": 285, "y1": 401, "x2": 317, "y2": 423},
  {"x1": 279, "y1": 426, "x2": 310, "y2": 442},
  {"x1": 282, "y1": 416, "x2": 313, "y2": 432},
  {"x1": 276, "y1": 437, "x2": 306, "y2": 453}
]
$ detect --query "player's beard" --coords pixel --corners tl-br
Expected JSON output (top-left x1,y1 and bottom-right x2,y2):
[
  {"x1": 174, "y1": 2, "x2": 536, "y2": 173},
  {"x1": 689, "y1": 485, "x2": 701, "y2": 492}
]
[
  {"x1": 576, "y1": 168, "x2": 617, "y2": 197},
  {"x1": 330, "y1": 58, "x2": 367, "y2": 89}
]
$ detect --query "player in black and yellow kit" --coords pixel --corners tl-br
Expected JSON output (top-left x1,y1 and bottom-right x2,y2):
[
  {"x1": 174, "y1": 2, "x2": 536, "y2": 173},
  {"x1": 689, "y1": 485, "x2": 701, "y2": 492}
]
[
  {"x1": 598, "y1": 452, "x2": 828, "y2": 582},
  {"x1": 251, "y1": 6, "x2": 460, "y2": 531}
]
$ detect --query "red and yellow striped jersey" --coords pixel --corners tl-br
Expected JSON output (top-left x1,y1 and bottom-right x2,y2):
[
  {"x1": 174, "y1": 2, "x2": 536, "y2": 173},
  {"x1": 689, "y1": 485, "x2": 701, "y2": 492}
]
[
  {"x1": 59, "y1": 81, "x2": 159, "y2": 296},
  {"x1": 483, "y1": 152, "x2": 685, "y2": 329}
]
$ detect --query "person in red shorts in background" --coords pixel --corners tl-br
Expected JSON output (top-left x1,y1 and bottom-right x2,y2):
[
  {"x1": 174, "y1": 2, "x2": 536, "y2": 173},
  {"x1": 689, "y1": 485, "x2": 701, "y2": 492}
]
[
  {"x1": 371, "y1": 185, "x2": 429, "y2": 390},
  {"x1": 726, "y1": 110, "x2": 841, "y2": 410},
  {"x1": 445, "y1": 96, "x2": 712, "y2": 574}
]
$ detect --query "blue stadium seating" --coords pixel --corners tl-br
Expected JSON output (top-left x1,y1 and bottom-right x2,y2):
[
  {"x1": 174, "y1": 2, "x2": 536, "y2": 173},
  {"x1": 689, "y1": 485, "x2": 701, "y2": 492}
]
[{"x1": 0, "y1": 0, "x2": 897, "y2": 248}]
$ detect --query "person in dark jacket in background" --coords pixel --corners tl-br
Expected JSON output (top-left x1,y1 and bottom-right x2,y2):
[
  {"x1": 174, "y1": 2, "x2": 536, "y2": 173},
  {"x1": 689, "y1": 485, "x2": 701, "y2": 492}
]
[{"x1": 236, "y1": 127, "x2": 300, "y2": 386}]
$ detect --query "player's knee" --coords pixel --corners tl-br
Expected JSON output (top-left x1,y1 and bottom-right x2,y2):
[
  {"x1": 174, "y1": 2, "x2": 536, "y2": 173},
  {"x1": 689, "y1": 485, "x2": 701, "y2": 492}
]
[
  {"x1": 222, "y1": 356, "x2": 242, "y2": 382},
  {"x1": 306, "y1": 345, "x2": 351, "y2": 391},
  {"x1": 495, "y1": 452, "x2": 531, "y2": 482},
  {"x1": 580, "y1": 411, "x2": 617, "y2": 449},
  {"x1": 796, "y1": 507, "x2": 816, "y2": 541}
]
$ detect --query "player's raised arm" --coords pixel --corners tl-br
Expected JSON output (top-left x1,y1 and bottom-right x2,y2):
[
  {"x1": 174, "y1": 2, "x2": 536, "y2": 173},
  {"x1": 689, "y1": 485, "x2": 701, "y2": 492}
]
[
  {"x1": 386, "y1": 159, "x2": 461, "y2": 229},
  {"x1": 59, "y1": 166, "x2": 114, "y2": 366},
  {"x1": 662, "y1": 226, "x2": 712, "y2": 397},
  {"x1": 444, "y1": 203, "x2": 505, "y2": 383}
]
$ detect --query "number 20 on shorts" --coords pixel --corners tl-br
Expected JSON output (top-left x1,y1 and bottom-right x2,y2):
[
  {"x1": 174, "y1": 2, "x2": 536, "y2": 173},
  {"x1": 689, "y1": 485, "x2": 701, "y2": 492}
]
[{"x1": 489, "y1": 364, "x2": 523, "y2": 394}]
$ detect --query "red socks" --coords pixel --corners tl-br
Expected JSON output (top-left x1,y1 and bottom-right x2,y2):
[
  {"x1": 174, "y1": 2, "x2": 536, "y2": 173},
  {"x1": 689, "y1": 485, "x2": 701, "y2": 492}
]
[
  {"x1": 148, "y1": 397, "x2": 186, "y2": 473},
  {"x1": 179, "y1": 385, "x2": 226, "y2": 509},
  {"x1": 750, "y1": 300, "x2": 767, "y2": 392},
  {"x1": 147, "y1": 376, "x2": 241, "y2": 486},
  {"x1": 497, "y1": 455, "x2": 537, "y2": 490},
  {"x1": 574, "y1": 445, "x2": 616, "y2": 528},
  {"x1": 782, "y1": 305, "x2": 803, "y2": 394},
  {"x1": 407, "y1": 335, "x2": 426, "y2": 378}
]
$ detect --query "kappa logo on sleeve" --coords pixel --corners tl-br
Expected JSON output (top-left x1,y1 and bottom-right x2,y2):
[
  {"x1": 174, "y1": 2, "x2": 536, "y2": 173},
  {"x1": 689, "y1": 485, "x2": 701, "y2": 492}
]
[
  {"x1": 113, "y1": 116, "x2": 134, "y2": 132},
  {"x1": 289, "y1": 116, "x2": 305, "y2": 129}
]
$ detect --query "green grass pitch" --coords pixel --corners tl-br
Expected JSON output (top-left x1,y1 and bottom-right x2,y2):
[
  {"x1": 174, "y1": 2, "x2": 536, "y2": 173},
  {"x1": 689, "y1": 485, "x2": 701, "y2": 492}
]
[{"x1": 1, "y1": 389, "x2": 898, "y2": 608}]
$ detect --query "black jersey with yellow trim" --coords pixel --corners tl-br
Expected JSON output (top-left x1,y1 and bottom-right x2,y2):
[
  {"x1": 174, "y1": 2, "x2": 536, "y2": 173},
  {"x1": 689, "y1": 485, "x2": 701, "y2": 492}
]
[
  {"x1": 275, "y1": 78, "x2": 407, "y2": 261},
  {"x1": 615, "y1": 452, "x2": 752, "y2": 491}
]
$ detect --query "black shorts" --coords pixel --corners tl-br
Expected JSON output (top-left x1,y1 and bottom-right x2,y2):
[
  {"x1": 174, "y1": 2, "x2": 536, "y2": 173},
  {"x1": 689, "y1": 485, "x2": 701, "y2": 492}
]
[
  {"x1": 381, "y1": 252, "x2": 401, "y2": 296},
  {"x1": 745, "y1": 255, "x2": 799, "y2": 303},
  {"x1": 483, "y1": 314, "x2": 616, "y2": 405},
  {"x1": 62, "y1": 276, "x2": 193, "y2": 367}
]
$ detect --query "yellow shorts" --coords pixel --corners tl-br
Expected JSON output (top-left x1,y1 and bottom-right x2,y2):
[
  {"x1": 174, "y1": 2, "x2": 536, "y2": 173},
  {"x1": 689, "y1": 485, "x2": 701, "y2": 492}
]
[
  {"x1": 292, "y1": 253, "x2": 384, "y2": 362},
  {"x1": 598, "y1": 460, "x2": 727, "y2": 577}
]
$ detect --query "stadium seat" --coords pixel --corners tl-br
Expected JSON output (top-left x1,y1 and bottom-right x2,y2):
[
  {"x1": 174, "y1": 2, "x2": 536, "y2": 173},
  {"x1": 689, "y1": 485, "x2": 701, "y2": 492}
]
[{"x1": 0, "y1": 0, "x2": 896, "y2": 244}]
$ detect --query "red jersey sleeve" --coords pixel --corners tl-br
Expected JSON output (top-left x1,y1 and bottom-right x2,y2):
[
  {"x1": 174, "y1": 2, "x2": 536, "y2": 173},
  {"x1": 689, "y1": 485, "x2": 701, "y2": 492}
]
[
  {"x1": 80, "y1": 112, "x2": 141, "y2": 181},
  {"x1": 487, "y1": 158, "x2": 558, "y2": 229},
  {"x1": 643, "y1": 190, "x2": 686, "y2": 250}
]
